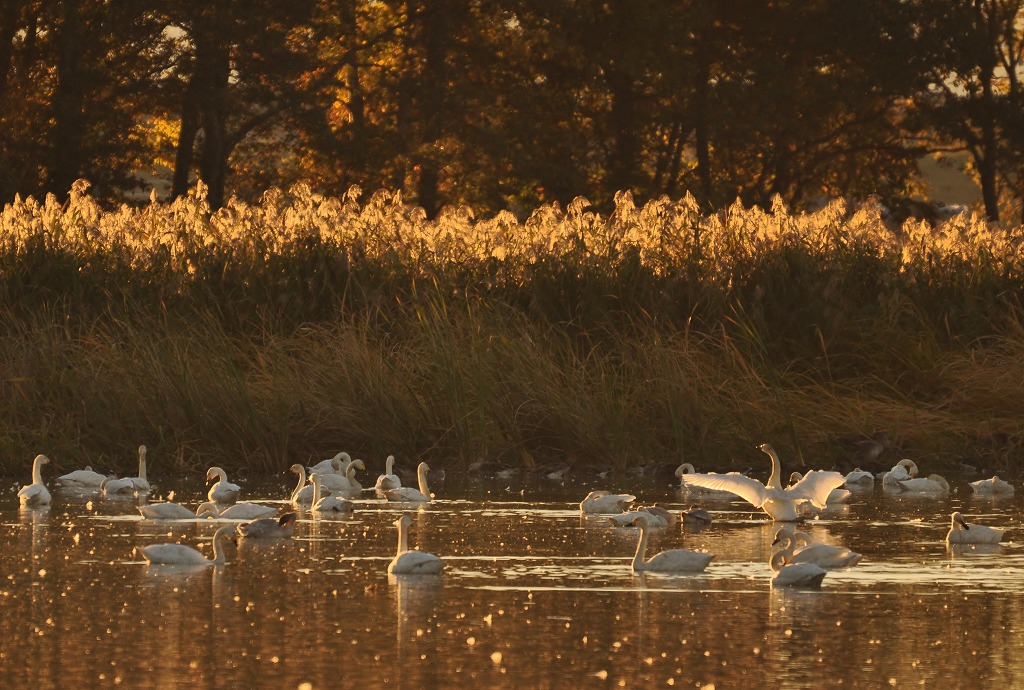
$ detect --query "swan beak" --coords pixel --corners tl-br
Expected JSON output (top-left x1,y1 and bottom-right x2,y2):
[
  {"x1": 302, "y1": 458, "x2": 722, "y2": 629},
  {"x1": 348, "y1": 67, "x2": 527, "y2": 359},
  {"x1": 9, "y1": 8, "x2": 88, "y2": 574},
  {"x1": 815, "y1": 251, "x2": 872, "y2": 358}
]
[{"x1": 771, "y1": 536, "x2": 780, "y2": 546}]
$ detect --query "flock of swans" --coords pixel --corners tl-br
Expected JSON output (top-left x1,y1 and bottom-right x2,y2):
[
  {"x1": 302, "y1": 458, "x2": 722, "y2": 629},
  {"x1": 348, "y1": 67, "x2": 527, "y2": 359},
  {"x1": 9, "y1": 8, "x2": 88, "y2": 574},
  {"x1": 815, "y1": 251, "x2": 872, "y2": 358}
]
[{"x1": 12, "y1": 441, "x2": 1013, "y2": 585}]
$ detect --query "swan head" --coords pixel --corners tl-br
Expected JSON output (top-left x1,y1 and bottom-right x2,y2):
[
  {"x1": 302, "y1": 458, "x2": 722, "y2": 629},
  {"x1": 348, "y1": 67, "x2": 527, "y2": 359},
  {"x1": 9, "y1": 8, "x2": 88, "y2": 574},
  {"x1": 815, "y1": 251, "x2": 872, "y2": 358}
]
[
  {"x1": 952, "y1": 512, "x2": 969, "y2": 530},
  {"x1": 139, "y1": 445, "x2": 146, "y2": 457},
  {"x1": 789, "y1": 471, "x2": 803, "y2": 484},
  {"x1": 772, "y1": 524, "x2": 796, "y2": 546},
  {"x1": 897, "y1": 459, "x2": 919, "y2": 476},
  {"x1": 758, "y1": 443, "x2": 777, "y2": 456},
  {"x1": 674, "y1": 463, "x2": 695, "y2": 477},
  {"x1": 394, "y1": 513, "x2": 412, "y2": 530},
  {"x1": 290, "y1": 463, "x2": 305, "y2": 475},
  {"x1": 310, "y1": 472, "x2": 322, "y2": 487},
  {"x1": 33, "y1": 454, "x2": 50, "y2": 469},
  {"x1": 353, "y1": 459, "x2": 366, "y2": 472},
  {"x1": 206, "y1": 466, "x2": 227, "y2": 483},
  {"x1": 629, "y1": 513, "x2": 654, "y2": 529}
]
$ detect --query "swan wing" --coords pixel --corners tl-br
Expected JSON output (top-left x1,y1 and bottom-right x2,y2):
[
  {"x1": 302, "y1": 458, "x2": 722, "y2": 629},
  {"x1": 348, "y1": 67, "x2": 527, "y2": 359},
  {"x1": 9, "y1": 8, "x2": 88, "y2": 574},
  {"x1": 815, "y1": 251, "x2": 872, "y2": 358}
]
[
  {"x1": 784, "y1": 471, "x2": 847, "y2": 509},
  {"x1": 682, "y1": 473, "x2": 768, "y2": 508},
  {"x1": 140, "y1": 544, "x2": 206, "y2": 565}
]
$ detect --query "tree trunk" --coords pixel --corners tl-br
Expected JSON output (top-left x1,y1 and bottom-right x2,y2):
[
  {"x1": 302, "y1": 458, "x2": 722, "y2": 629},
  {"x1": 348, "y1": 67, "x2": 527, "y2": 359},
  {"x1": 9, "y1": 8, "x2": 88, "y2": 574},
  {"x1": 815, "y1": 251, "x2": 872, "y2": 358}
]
[
  {"x1": 171, "y1": 78, "x2": 201, "y2": 200},
  {"x1": 49, "y1": 0, "x2": 86, "y2": 199}
]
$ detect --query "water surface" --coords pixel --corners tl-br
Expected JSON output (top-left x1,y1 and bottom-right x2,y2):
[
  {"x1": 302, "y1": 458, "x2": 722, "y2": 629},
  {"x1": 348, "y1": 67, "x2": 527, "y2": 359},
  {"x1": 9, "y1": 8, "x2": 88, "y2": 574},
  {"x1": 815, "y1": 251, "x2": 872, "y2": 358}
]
[{"x1": 2, "y1": 471, "x2": 1022, "y2": 688}]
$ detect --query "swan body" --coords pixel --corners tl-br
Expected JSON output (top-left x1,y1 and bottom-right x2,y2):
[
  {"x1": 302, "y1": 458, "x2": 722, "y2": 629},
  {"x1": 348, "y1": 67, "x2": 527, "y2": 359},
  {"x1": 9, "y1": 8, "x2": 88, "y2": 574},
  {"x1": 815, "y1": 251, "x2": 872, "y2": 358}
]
[
  {"x1": 100, "y1": 476, "x2": 136, "y2": 496},
  {"x1": 946, "y1": 511, "x2": 1005, "y2": 545},
  {"x1": 236, "y1": 513, "x2": 297, "y2": 539},
  {"x1": 683, "y1": 443, "x2": 846, "y2": 521},
  {"x1": 387, "y1": 514, "x2": 446, "y2": 574},
  {"x1": 206, "y1": 467, "x2": 241, "y2": 504},
  {"x1": 790, "y1": 471, "x2": 851, "y2": 505},
  {"x1": 289, "y1": 463, "x2": 317, "y2": 504},
  {"x1": 139, "y1": 525, "x2": 235, "y2": 566},
  {"x1": 773, "y1": 525, "x2": 862, "y2": 568},
  {"x1": 139, "y1": 501, "x2": 206, "y2": 520},
  {"x1": 969, "y1": 476, "x2": 1015, "y2": 495},
  {"x1": 129, "y1": 445, "x2": 150, "y2": 492},
  {"x1": 881, "y1": 459, "x2": 918, "y2": 489},
  {"x1": 310, "y1": 473, "x2": 354, "y2": 513},
  {"x1": 630, "y1": 514, "x2": 714, "y2": 573},
  {"x1": 309, "y1": 451, "x2": 351, "y2": 475},
  {"x1": 56, "y1": 466, "x2": 106, "y2": 488},
  {"x1": 374, "y1": 455, "x2": 402, "y2": 492},
  {"x1": 18, "y1": 454, "x2": 52, "y2": 507},
  {"x1": 323, "y1": 459, "x2": 365, "y2": 498},
  {"x1": 770, "y1": 547, "x2": 828, "y2": 587},
  {"x1": 675, "y1": 463, "x2": 740, "y2": 497},
  {"x1": 681, "y1": 506, "x2": 713, "y2": 527},
  {"x1": 580, "y1": 490, "x2": 636, "y2": 515},
  {"x1": 386, "y1": 462, "x2": 433, "y2": 502},
  {"x1": 197, "y1": 501, "x2": 277, "y2": 520},
  {"x1": 896, "y1": 474, "x2": 950, "y2": 494},
  {"x1": 608, "y1": 506, "x2": 676, "y2": 528},
  {"x1": 843, "y1": 468, "x2": 875, "y2": 487}
]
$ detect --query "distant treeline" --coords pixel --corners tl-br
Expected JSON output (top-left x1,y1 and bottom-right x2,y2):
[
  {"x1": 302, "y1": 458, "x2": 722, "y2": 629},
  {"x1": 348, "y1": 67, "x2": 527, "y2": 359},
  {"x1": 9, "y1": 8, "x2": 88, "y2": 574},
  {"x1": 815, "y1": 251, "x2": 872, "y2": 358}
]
[
  {"x1": 1, "y1": 1, "x2": 1023, "y2": 221},
  {"x1": 0, "y1": 186, "x2": 1022, "y2": 475}
]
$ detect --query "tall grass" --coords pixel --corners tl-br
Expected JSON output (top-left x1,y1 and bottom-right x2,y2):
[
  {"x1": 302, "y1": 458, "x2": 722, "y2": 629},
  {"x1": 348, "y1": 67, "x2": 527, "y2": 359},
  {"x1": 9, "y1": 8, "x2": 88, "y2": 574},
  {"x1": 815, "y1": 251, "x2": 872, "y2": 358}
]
[{"x1": 1, "y1": 181, "x2": 1022, "y2": 476}]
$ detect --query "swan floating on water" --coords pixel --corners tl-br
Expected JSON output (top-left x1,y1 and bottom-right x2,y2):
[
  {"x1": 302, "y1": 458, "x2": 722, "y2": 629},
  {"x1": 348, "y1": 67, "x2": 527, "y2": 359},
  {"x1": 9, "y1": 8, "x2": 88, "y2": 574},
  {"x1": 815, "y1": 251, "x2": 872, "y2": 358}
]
[
  {"x1": 682, "y1": 443, "x2": 846, "y2": 521},
  {"x1": 139, "y1": 525, "x2": 235, "y2": 566},
  {"x1": 843, "y1": 468, "x2": 875, "y2": 487},
  {"x1": 289, "y1": 463, "x2": 317, "y2": 504},
  {"x1": 129, "y1": 445, "x2": 150, "y2": 492},
  {"x1": 18, "y1": 454, "x2": 51, "y2": 507},
  {"x1": 310, "y1": 472, "x2": 354, "y2": 513},
  {"x1": 386, "y1": 462, "x2": 433, "y2": 503},
  {"x1": 580, "y1": 490, "x2": 636, "y2": 515},
  {"x1": 969, "y1": 476, "x2": 1014, "y2": 495},
  {"x1": 607, "y1": 506, "x2": 676, "y2": 528},
  {"x1": 946, "y1": 511, "x2": 1005, "y2": 545},
  {"x1": 322, "y1": 459, "x2": 365, "y2": 498},
  {"x1": 197, "y1": 501, "x2": 277, "y2": 520},
  {"x1": 237, "y1": 513, "x2": 298, "y2": 539},
  {"x1": 309, "y1": 451, "x2": 351, "y2": 475},
  {"x1": 206, "y1": 467, "x2": 241, "y2": 504},
  {"x1": 770, "y1": 545, "x2": 827, "y2": 587},
  {"x1": 881, "y1": 459, "x2": 918, "y2": 490},
  {"x1": 100, "y1": 475, "x2": 136, "y2": 496},
  {"x1": 56, "y1": 465, "x2": 106, "y2": 489},
  {"x1": 387, "y1": 514, "x2": 446, "y2": 574},
  {"x1": 896, "y1": 474, "x2": 950, "y2": 494},
  {"x1": 139, "y1": 500, "x2": 206, "y2": 520},
  {"x1": 374, "y1": 455, "x2": 402, "y2": 492},
  {"x1": 629, "y1": 513, "x2": 714, "y2": 573},
  {"x1": 773, "y1": 525, "x2": 862, "y2": 568}
]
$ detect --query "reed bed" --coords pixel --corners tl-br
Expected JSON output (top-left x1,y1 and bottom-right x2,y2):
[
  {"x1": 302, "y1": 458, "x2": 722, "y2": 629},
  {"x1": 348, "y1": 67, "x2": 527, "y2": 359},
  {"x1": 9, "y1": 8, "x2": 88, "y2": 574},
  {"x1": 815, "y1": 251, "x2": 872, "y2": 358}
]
[{"x1": 1, "y1": 181, "x2": 1023, "y2": 477}]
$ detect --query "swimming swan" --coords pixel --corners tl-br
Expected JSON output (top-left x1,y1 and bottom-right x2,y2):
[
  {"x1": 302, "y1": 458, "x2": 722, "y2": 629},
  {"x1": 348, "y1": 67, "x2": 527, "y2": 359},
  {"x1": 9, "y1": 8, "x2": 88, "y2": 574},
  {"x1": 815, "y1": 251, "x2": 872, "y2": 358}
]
[
  {"x1": 968, "y1": 476, "x2": 1014, "y2": 495},
  {"x1": 237, "y1": 513, "x2": 298, "y2": 539},
  {"x1": 289, "y1": 463, "x2": 317, "y2": 504},
  {"x1": 139, "y1": 500, "x2": 207, "y2": 520},
  {"x1": 881, "y1": 459, "x2": 918, "y2": 489},
  {"x1": 896, "y1": 474, "x2": 950, "y2": 494},
  {"x1": 139, "y1": 525, "x2": 235, "y2": 566},
  {"x1": 323, "y1": 459, "x2": 365, "y2": 498},
  {"x1": 946, "y1": 511, "x2": 1005, "y2": 545},
  {"x1": 770, "y1": 546, "x2": 828, "y2": 587},
  {"x1": 129, "y1": 445, "x2": 151, "y2": 492},
  {"x1": 387, "y1": 514, "x2": 446, "y2": 574},
  {"x1": 56, "y1": 465, "x2": 106, "y2": 489},
  {"x1": 629, "y1": 514, "x2": 714, "y2": 573},
  {"x1": 206, "y1": 467, "x2": 241, "y2": 504},
  {"x1": 607, "y1": 506, "x2": 677, "y2": 528},
  {"x1": 100, "y1": 475, "x2": 136, "y2": 496},
  {"x1": 310, "y1": 473, "x2": 354, "y2": 513},
  {"x1": 682, "y1": 443, "x2": 846, "y2": 521},
  {"x1": 386, "y1": 462, "x2": 433, "y2": 503},
  {"x1": 843, "y1": 468, "x2": 875, "y2": 487},
  {"x1": 196, "y1": 501, "x2": 277, "y2": 520},
  {"x1": 309, "y1": 451, "x2": 352, "y2": 475},
  {"x1": 772, "y1": 525, "x2": 862, "y2": 568},
  {"x1": 18, "y1": 454, "x2": 51, "y2": 507},
  {"x1": 580, "y1": 490, "x2": 636, "y2": 515},
  {"x1": 374, "y1": 455, "x2": 401, "y2": 492}
]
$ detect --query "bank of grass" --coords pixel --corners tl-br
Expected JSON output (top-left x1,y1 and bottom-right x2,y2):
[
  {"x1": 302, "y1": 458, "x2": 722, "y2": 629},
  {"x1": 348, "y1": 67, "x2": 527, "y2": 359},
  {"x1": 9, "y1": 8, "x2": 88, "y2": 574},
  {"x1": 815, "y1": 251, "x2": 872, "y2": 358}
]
[{"x1": 1, "y1": 181, "x2": 1022, "y2": 477}]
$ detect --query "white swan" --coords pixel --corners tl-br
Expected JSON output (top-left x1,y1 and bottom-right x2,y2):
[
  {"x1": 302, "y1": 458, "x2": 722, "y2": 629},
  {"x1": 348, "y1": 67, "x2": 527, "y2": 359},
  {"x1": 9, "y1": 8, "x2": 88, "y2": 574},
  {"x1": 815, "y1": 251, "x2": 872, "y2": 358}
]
[
  {"x1": 682, "y1": 443, "x2": 846, "y2": 521},
  {"x1": 579, "y1": 490, "x2": 636, "y2": 515},
  {"x1": 322, "y1": 459, "x2": 365, "y2": 497},
  {"x1": 387, "y1": 514, "x2": 446, "y2": 574},
  {"x1": 206, "y1": 466, "x2": 241, "y2": 504},
  {"x1": 140, "y1": 498, "x2": 210, "y2": 520},
  {"x1": 896, "y1": 474, "x2": 950, "y2": 494},
  {"x1": 969, "y1": 476, "x2": 1014, "y2": 495},
  {"x1": 608, "y1": 506, "x2": 677, "y2": 528},
  {"x1": 129, "y1": 445, "x2": 150, "y2": 492},
  {"x1": 18, "y1": 454, "x2": 52, "y2": 507},
  {"x1": 309, "y1": 451, "x2": 351, "y2": 475},
  {"x1": 770, "y1": 546, "x2": 828, "y2": 587},
  {"x1": 56, "y1": 465, "x2": 106, "y2": 489},
  {"x1": 289, "y1": 463, "x2": 317, "y2": 504},
  {"x1": 790, "y1": 471, "x2": 851, "y2": 505},
  {"x1": 237, "y1": 513, "x2": 298, "y2": 539},
  {"x1": 773, "y1": 525, "x2": 862, "y2": 568},
  {"x1": 374, "y1": 455, "x2": 402, "y2": 492},
  {"x1": 881, "y1": 459, "x2": 918, "y2": 489},
  {"x1": 843, "y1": 468, "x2": 875, "y2": 487},
  {"x1": 310, "y1": 473, "x2": 354, "y2": 513},
  {"x1": 100, "y1": 475, "x2": 136, "y2": 496},
  {"x1": 674, "y1": 463, "x2": 739, "y2": 497},
  {"x1": 386, "y1": 462, "x2": 433, "y2": 503},
  {"x1": 946, "y1": 511, "x2": 1005, "y2": 545},
  {"x1": 196, "y1": 501, "x2": 277, "y2": 520},
  {"x1": 139, "y1": 525, "x2": 235, "y2": 566},
  {"x1": 629, "y1": 514, "x2": 714, "y2": 573}
]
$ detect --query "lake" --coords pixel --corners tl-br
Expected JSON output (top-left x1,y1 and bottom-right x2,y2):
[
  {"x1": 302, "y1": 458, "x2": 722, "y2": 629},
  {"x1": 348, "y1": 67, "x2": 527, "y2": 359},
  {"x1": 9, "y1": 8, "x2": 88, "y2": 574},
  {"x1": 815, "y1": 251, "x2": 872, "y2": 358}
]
[{"x1": 1, "y1": 468, "x2": 1021, "y2": 688}]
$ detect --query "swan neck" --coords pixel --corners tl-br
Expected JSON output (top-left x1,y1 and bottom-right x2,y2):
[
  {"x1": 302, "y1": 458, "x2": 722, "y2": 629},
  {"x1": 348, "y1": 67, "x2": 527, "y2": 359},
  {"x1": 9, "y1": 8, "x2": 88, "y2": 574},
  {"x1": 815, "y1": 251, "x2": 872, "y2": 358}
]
[
  {"x1": 397, "y1": 519, "x2": 409, "y2": 555},
  {"x1": 312, "y1": 476, "x2": 322, "y2": 504},
  {"x1": 211, "y1": 529, "x2": 228, "y2": 564},
  {"x1": 632, "y1": 523, "x2": 650, "y2": 570},
  {"x1": 31, "y1": 456, "x2": 44, "y2": 485},
  {"x1": 386, "y1": 456, "x2": 394, "y2": 475},
  {"x1": 138, "y1": 448, "x2": 147, "y2": 480},
  {"x1": 766, "y1": 449, "x2": 782, "y2": 489},
  {"x1": 417, "y1": 465, "x2": 430, "y2": 495},
  {"x1": 770, "y1": 546, "x2": 792, "y2": 572},
  {"x1": 291, "y1": 466, "x2": 306, "y2": 501}
]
